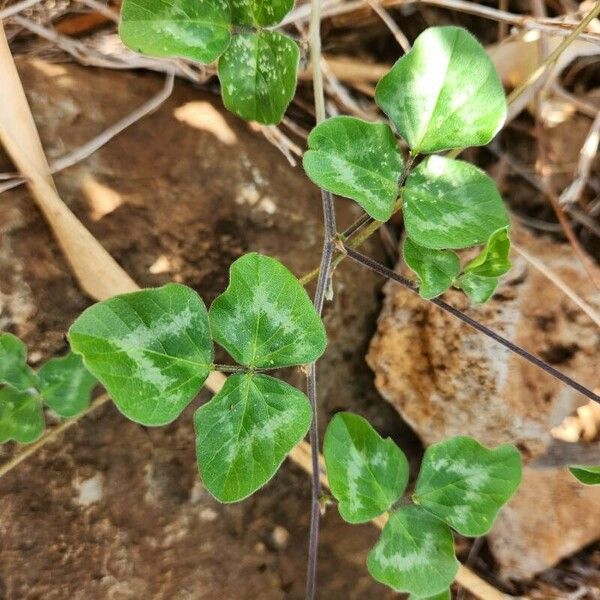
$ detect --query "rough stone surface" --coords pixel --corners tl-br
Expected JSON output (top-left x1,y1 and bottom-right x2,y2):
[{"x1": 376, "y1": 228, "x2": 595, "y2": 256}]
[
  {"x1": 0, "y1": 59, "x2": 411, "y2": 599},
  {"x1": 367, "y1": 226, "x2": 600, "y2": 579},
  {"x1": 489, "y1": 465, "x2": 600, "y2": 580}
]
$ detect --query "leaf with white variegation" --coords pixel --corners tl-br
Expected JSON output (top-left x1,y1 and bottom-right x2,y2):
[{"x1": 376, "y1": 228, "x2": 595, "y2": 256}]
[
  {"x1": 323, "y1": 412, "x2": 409, "y2": 523},
  {"x1": 569, "y1": 465, "x2": 600, "y2": 486},
  {"x1": 403, "y1": 238, "x2": 460, "y2": 299},
  {"x1": 303, "y1": 116, "x2": 404, "y2": 222},
  {"x1": 218, "y1": 31, "x2": 299, "y2": 125},
  {"x1": 209, "y1": 253, "x2": 326, "y2": 368},
  {"x1": 376, "y1": 26, "x2": 506, "y2": 154},
  {"x1": 0, "y1": 386, "x2": 44, "y2": 444},
  {"x1": 119, "y1": 0, "x2": 232, "y2": 64},
  {"x1": 0, "y1": 333, "x2": 38, "y2": 392},
  {"x1": 465, "y1": 227, "x2": 511, "y2": 277},
  {"x1": 195, "y1": 373, "x2": 311, "y2": 502},
  {"x1": 68, "y1": 283, "x2": 213, "y2": 426},
  {"x1": 403, "y1": 156, "x2": 509, "y2": 250},
  {"x1": 230, "y1": 0, "x2": 294, "y2": 26},
  {"x1": 457, "y1": 272, "x2": 498, "y2": 304},
  {"x1": 414, "y1": 437, "x2": 522, "y2": 536},
  {"x1": 367, "y1": 506, "x2": 459, "y2": 596},
  {"x1": 38, "y1": 352, "x2": 97, "y2": 418}
]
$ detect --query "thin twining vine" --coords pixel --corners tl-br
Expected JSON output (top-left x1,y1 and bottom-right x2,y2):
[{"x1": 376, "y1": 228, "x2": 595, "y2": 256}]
[
  {"x1": 343, "y1": 246, "x2": 600, "y2": 405},
  {"x1": 304, "y1": 0, "x2": 336, "y2": 595},
  {"x1": 3, "y1": 4, "x2": 600, "y2": 599}
]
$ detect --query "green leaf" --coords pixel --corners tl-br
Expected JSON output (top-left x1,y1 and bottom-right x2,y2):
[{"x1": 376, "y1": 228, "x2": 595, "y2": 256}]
[
  {"x1": 195, "y1": 373, "x2": 311, "y2": 502},
  {"x1": 0, "y1": 333, "x2": 38, "y2": 392},
  {"x1": 457, "y1": 273, "x2": 498, "y2": 304},
  {"x1": 403, "y1": 156, "x2": 509, "y2": 250},
  {"x1": 119, "y1": 0, "x2": 232, "y2": 64},
  {"x1": 0, "y1": 386, "x2": 44, "y2": 444},
  {"x1": 375, "y1": 26, "x2": 506, "y2": 154},
  {"x1": 218, "y1": 31, "x2": 299, "y2": 125},
  {"x1": 410, "y1": 590, "x2": 451, "y2": 600},
  {"x1": 68, "y1": 283, "x2": 213, "y2": 426},
  {"x1": 465, "y1": 227, "x2": 511, "y2": 277},
  {"x1": 230, "y1": 0, "x2": 293, "y2": 26},
  {"x1": 569, "y1": 465, "x2": 600, "y2": 486},
  {"x1": 303, "y1": 116, "x2": 404, "y2": 222},
  {"x1": 367, "y1": 506, "x2": 459, "y2": 597},
  {"x1": 37, "y1": 352, "x2": 97, "y2": 418},
  {"x1": 209, "y1": 253, "x2": 326, "y2": 368},
  {"x1": 414, "y1": 437, "x2": 522, "y2": 536},
  {"x1": 323, "y1": 412, "x2": 409, "y2": 523},
  {"x1": 403, "y1": 238, "x2": 460, "y2": 299}
]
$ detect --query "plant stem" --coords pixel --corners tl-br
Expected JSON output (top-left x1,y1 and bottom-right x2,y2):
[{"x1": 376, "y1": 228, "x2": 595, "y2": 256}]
[
  {"x1": 305, "y1": 0, "x2": 337, "y2": 597},
  {"x1": 343, "y1": 244, "x2": 600, "y2": 406},
  {"x1": 212, "y1": 364, "x2": 247, "y2": 373}
]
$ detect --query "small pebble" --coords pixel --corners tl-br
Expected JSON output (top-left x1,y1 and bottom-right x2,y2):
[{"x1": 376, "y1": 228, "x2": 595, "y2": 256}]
[{"x1": 270, "y1": 525, "x2": 290, "y2": 550}]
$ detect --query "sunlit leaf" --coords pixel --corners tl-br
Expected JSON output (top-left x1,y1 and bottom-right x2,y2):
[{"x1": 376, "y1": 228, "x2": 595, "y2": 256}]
[
  {"x1": 569, "y1": 465, "x2": 600, "y2": 486},
  {"x1": 0, "y1": 386, "x2": 44, "y2": 444},
  {"x1": 457, "y1": 272, "x2": 498, "y2": 304},
  {"x1": 68, "y1": 283, "x2": 213, "y2": 426},
  {"x1": 465, "y1": 227, "x2": 511, "y2": 277},
  {"x1": 195, "y1": 373, "x2": 311, "y2": 502},
  {"x1": 303, "y1": 116, "x2": 404, "y2": 222},
  {"x1": 376, "y1": 26, "x2": 506, "y2": 153},
  {"x1": 403, "y1": 238, "x2": 460, "y2": 299},
  {"x1": 403, "y1": 156, "x2": 509, "y2": 250},
  {"x1": 119, "y1": 0, "x2": 232, "y2": 64},
  {"x1": 38, "y1": 352, "x2": 97, "y2": 418},
  {"x1": 323, "y1": 412, "x2": 409, "y2": 523},
  {"x1": 414, "y1": 437, "x2": 522, "y2": 536},
  {"x1": 209, "y1": 253, "x2": 326, "y2": 368},
  {"x1": 231, "y1": 0, "x2": 293, "y2": 26},
  {"x1": 0, "y1": 333, "x2": 38, "y2": 392},
  {"x1": 367, "y1": 506, "x2": 459, "y2": 596},
  {"x1": 218, "y1": 31, "x2": 299, "y2": 125}
]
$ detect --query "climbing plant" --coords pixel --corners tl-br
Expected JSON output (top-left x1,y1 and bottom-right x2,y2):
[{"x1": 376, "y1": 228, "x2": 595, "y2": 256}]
[{"x1": 4, "y1": 4, "x2": 600, "y2": 599}]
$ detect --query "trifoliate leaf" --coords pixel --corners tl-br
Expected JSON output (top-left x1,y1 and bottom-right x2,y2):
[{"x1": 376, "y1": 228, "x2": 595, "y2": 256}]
[
  {"x1": 414, "y1": 437, "x2": 522, "y2": 536},
  {"x1": 37, "y1": 352, "x2": 97, "y2": 418},
  {"x1": 0, "y1": 386, "x2": 44, "y2": 444},
  {"x1": 303, "y1": 116, "x2": 404, "y2": 222},
  {"x1": 465, "y1": 227, "x2": 511, "y2": 277},
  {"x1": 119, "y1": 0, "x2": 232, "y2": 64},
  {"x1": 231, "y1": 0, "x2": 294, "y2": 26},
  {"x1": 218, "y1": 31, "x2": 299, "y2": 125},
  {"x1": 403, "y1": 238, "x2": 460, "y2": 299},
  {"x1": 209, "y1": 253, "x2": 326, "y2": 368},
  {"x1": 457, "y1": 273, "x2": 498, "y2": 304},
  {"x1": 375, "y1": 26, "x2": 506, "y2": 154},
  {"x1": 569, "y1": 465, "x2": 600, "y2": 486},
  {"x1": 195, "y1": 373, "x2": 311, "y2": 502},
  {"x1": 323, "y1": 412, "x2": 409, "y2": 523},
  {"x1": 68, "y1": 283, "x2": 213, "y2": 426},
  {"x1": 0, "y1": 333, "x2": 38, "y2": 392},
  {"x1": 367, "y1": 506, "x2": 459, "y2": 597},
  {"x1": 403, "y1": 156, "x2": 509, "y2": 250}
]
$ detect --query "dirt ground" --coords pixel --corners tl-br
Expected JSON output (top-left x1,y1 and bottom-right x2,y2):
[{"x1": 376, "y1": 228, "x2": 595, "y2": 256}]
[{"x1": 0, "y1": 60, "x2": 421, "y2": 600}]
